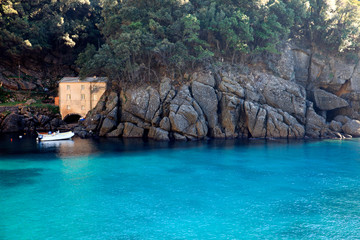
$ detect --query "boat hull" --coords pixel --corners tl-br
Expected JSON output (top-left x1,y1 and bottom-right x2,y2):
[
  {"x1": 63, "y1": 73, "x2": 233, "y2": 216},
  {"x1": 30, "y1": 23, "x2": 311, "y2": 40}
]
[{"x1": 38, "y1": 131, "x2": 75, "y2": 141}]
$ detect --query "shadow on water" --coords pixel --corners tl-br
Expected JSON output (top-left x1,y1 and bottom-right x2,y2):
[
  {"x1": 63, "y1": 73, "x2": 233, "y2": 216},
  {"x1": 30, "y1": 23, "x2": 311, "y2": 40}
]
[
  {"x1": 0, "y1": 133, "x2": 323, "y2": 159},
  {"x1": 0, "y1": 168, "x2": 43, "y2": 187}
]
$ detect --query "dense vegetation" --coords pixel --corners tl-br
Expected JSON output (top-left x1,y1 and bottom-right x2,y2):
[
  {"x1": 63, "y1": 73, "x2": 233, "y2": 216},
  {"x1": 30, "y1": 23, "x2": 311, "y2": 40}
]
[
  {"x1": 0, "y1": 0, "x2": 102, "y2": 65},
  {"x1": 1, "y1": 0, "x2": 360, "y2": 82}
]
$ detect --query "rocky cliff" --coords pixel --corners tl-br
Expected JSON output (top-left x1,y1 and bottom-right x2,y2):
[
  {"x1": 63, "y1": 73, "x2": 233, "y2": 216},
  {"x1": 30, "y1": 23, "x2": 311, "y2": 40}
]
[{"x1": 77, "y1": 43, "x2": 360, "y2": 140}]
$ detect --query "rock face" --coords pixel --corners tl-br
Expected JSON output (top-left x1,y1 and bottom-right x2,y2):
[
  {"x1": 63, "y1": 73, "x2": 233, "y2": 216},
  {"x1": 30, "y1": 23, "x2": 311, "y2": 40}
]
[
  {"x1": 169, "y1": 86, "x2": 208, "y2": 139},
  {"x1": 313, "y1": 89, "x2": 348, "y2": 110},
  {"x1": 0, "y1": 107, "x2": 66, "y2": 133},
  {"x1": 148, "y1": 127, "x2": 169, "y2": 141},
  {"x1": 99, "y1": 117, "x2": 117, "y2": 136},
  {"x1": 80, "y1": 43, "x2": 360, "y2": 140},
  {"x1": 0, "y1": 113, "x2": 24, "y2": 133},
  {"x1": 122, "y1": 122, "x2": 144, "y2": 138},
  {"x1": 342, "y1": 120, "x2": 360, "y2": 137}
]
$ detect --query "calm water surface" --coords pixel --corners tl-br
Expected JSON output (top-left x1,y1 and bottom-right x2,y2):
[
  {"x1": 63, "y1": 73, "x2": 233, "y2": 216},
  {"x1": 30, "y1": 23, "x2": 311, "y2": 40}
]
[{"x1": 1, "y1": 135, "x2": 360, "y2": 239}]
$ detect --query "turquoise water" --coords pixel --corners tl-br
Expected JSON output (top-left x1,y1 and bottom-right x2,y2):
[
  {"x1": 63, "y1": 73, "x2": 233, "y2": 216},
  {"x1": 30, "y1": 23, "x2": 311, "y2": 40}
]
[{"x1": 1, "y1": 136, "x2": 360, "y2": 239}]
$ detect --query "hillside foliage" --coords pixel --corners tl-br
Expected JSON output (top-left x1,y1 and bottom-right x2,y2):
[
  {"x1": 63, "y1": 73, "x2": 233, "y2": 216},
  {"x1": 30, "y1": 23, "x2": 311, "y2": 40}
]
[{"x1": 1, "y1": 0, "x2": 360, "y2": 82}]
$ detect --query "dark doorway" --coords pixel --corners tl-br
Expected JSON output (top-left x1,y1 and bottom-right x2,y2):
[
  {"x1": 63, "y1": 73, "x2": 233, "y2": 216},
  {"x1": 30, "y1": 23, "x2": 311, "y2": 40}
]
[{"x1": 64, "y1": 114, "x2": 81, "y2": 124}]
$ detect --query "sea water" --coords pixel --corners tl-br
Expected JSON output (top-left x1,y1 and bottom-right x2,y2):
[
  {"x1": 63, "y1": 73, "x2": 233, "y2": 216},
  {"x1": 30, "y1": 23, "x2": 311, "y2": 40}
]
[{"x1": 0, "y1": 136, "x2": 360, "y2": 239}]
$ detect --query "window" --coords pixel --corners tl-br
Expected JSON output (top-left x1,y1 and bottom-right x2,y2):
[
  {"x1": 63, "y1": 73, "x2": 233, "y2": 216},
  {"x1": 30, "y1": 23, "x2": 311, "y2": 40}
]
[
  {"x1": 67, "y1": 85, "x2": 70, "y2": 90},
  {"x1": 93, "y1": 95, "x2": 97, "y2": 101},
  {"x1": 66, "y1": 105, "x2": 70, "y2": 110},
  {"x1": 66, "y1": 94, "x2": 71, "y2": 100},
  {"x1": 81, "y1": 94, "x2": 85, "y2": 100},
  {"x1": 81, "y1": 85, "x2": 85, "y2": 90},
  {"x1": 81, "y1": 105, "x2": 85, "y2": 110}
]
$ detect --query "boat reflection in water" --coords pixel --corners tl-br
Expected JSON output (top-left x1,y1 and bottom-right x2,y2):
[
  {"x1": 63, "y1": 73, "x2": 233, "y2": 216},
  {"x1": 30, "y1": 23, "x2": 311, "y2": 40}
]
[
  {"x1": 38, "y1": 139, "x2": 74, "y2": 148},
  {"x1": 38, "y1": 138, "x2": 99, "y2": 157}
]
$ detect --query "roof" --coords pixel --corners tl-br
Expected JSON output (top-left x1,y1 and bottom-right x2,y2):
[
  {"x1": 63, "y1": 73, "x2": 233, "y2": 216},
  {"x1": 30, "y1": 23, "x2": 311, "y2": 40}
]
[{"x1": 60, "y1": 77, "x2": 108, "y2": 83}]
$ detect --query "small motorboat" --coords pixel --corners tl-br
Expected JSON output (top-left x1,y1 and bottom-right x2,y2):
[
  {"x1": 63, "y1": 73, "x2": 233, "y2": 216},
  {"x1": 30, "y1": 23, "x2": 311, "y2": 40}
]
[{"x1": 37, "y1": 131, "x2": 75, "y2": 142}]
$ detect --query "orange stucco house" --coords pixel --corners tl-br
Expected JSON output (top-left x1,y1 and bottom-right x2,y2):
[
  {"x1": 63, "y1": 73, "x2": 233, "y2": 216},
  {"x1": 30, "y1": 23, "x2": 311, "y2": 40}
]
[{"x1": 59, "y1": 76, "x2": 107, "y2": 119}]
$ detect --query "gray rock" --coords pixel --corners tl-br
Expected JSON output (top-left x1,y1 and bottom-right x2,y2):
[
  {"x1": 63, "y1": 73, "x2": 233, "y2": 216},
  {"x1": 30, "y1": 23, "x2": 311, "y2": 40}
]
[
  {"x1": 305, "y1": 103, "x2": 326, "y2": 138},
  {"x1": 219, "y1": 93, "x2": 242, "y2": 138},
  {"x1": 190, "y1": 71, "x2": 215, "y2": 87},
  {"x1": 218, "y1": 74, "x2": 245, "y2": 98},
  {"x1": 276, "y1": 43, "x2": 295, "y2": 81},
  {"x1": 191, "y1": 80, "x2": 218, "y2": 128},
  {"x1": 77, "y1": 130, "x2": 89, "y2": 138},
  {"x1": 84, "y1": 113, "x2": 102, "y2": 130},
  {"x1": 350, "y1": 63, "x2": 360, "y2": 91},
  {"x1": 173, "y1": 132, "x2": 187, "y2": 141},
  {"x1": 313, "y1": 89, "x2": 348, "y2": 111},
  {"x1": 0, "y1": 73, "x2": 18, "y2": 90},
  {"x1": 148, "y1": 127, "x2": 169, "y2": 141},
  {"x1": 50, "y1": 118, "x2": 61, "y2": 128},
  {"x1": 212, "y1": 126, "x2": 226, "y2": 138},
  {"x1": 146, "y1": 87, "x2": 161, "y2": 122},
  {"x1": 308, "y1": 54, "x2": 356, "y2": 92},
  {"x1": 121, "y1": 86, "x2": 160, "y2": 123},
  {"x1": 99, "y1": 117, "x2": 117, "y2": 136},
  {"x1": 293, "y1": 49, "x2": 311, "y2": 87},
  {"x1": 280, "y1": 111, "x2": 305, "y2": 138},
  {"x1": 342, "y1": 120, "x2": 360, "y2": 137},
  {"x1": 38, "y1": 115, "x2": 50, "y2": 126},
  {"x1": 160, "y1": 77, "x2": 172, "y2": 101},
  {"x1": 334, "y1": 115, "x2": 351, "y2": 125},
  {"x1": 86, "y1": 124, "x2": 98, "y2": 131},
  {"x1": 0, "y1": 113, "x2": 24, "y2": 133},
  {"x1": 107, "y1": 107, "x2": 118, "y2": 122},
  {"x1": 105, "y1": 92, "x2": 118, "y2": 113},
  {"x1": 329, "y1": 120, "x2": 342, "y2": 132},
  {"x1": 265, "y1": 106, "x2": 289, "y2": 138},
  {"x1": 159, "y1": 117, "x2": 171, "y2": 131},
  {"x1": 122, "y1": 122, "x2": 144, "y2": 138},
  {"x1": 255, "y1": 72, "x2": 307, "y2": 122},
  {"x1": 169, "y1": 86, "x2": 208, "y2": 138},
  {"x1": 106, "y1": 123, "x2": 124, "y2": 137},
  {"x1": 244, "y1": 101, "x2": 267, "y2": 138}
]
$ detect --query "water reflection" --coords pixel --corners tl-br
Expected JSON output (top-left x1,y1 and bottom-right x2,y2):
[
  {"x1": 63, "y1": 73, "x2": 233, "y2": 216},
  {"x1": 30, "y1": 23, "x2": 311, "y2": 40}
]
[
  {"x1": 0, "y1": 133, "x2": 327, "y2": 159},
  {"x1": 38, "y1": 140, "x2": 74, "y2": 149},
  {"x1": 48, "y1": 138, "x2": 98, "y2": 158}
]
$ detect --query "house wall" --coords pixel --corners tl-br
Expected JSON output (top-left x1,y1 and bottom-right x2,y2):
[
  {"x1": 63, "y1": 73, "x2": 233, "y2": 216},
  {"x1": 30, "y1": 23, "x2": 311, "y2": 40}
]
[{"x1": 59, "y1": 81, "x2": 106, "y2": 119}]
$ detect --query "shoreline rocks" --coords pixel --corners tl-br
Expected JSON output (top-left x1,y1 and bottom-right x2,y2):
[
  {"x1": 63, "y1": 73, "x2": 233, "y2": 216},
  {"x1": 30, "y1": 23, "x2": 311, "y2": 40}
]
[
  {"x1": 3, "y1": 43, "x2": 360, "y2": 141},
  {"x1": 0, "y1": 106, "x2": 67, "y2": 133},
  {"x1": 79, "y1": 64, "x2": 360, "y2": 141}
]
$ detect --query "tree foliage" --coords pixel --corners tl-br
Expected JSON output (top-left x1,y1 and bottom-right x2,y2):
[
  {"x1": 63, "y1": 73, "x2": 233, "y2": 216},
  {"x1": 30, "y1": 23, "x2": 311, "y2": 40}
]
[
  {"x1": 0, "y1": 0, "x2": 102, "y2": 63},
  {"x1": 77, "y1": 0, "x2": 299, "y2": 81},
  {"x1": 1, "y1": 0, "x2": 359, "y2": 83}
]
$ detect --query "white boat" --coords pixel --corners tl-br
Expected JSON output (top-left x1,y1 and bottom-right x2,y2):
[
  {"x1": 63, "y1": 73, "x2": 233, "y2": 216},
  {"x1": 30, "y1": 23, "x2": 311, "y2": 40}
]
[{"x1": 37, "y1": 131, "x2": 75, "y2": 142}]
